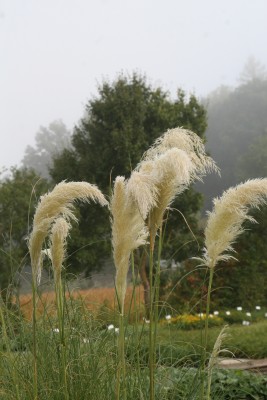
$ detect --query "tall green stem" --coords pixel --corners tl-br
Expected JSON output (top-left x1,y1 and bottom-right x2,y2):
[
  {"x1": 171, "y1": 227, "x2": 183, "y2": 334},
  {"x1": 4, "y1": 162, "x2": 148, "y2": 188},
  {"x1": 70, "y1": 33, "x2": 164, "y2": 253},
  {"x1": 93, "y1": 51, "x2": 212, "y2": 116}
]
[
  {"x1": 0, "y1": 300, "x2": 21, "y2": 400},
  {"x1": 148, "y1": 226, "x2": 163, "y2": 400},
  {"x1": 131, "y1": 253, "x2": 142, "y2": 386},
  {"x1": 116, "y1": 313, "x2": 126, "y2": 400},
  {"x1": 200, "y1": 266, "x2": 214, "y2": 400},
  {"x1": 31, "y1": 280, "x2": 38, "y2": 400},
  {"x1": 153, "y1": 227, "x2": 163, "y2": 343},
  {"x1": 148, "y1": 239, "x2": 155, "y2": 400},
  {"x1": 55, "y1": 277, "x2": 69, "y2": 400}
]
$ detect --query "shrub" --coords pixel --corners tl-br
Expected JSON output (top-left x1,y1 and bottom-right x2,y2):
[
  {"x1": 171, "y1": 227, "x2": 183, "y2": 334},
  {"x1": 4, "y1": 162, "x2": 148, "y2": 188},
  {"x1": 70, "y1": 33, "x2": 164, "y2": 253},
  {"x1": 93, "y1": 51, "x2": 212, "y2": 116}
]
[{"x1": 160, "y1": 313, "x2": 223, "y2": 330}]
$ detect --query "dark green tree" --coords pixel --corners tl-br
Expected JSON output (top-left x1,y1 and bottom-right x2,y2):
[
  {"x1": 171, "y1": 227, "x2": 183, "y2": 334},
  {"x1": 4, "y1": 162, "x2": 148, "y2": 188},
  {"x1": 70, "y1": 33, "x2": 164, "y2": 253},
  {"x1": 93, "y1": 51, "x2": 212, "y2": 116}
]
[
  {"x1": 211, "y1": 207, "x2": 267, "y2": 309},
  {"x1": 51, "y1": 73, "x2": 208, "y2": 277},
  {"x1": 0, "y1": 168, "x2": 49, "y2": 300}
]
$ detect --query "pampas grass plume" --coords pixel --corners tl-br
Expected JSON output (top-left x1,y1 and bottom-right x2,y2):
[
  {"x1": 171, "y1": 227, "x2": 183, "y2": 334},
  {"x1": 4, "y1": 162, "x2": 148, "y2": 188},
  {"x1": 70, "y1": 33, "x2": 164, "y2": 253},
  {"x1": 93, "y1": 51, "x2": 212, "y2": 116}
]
[
  {"x1": 29, "y1": 181, "x2": 108, "y2": 285},
  {"x1": 127, "y1": 170, "x2": 159, "y2": 220},
  {"x1": 129, "y1": 128, "x2": 218, "y2": 246},
  {"x1": 145, "y1": 148, "x2": 193, "y2": 244},
  {"x1": 111, "y1": 176, "x2": 148, "y2": 314},
  {"x1": 207, "y1": 325, "x2": 232, "y2": 398},
  {"x1": 141, "y1": 127, "x2": 218, "y2": 178},
  {"x1": 202, "y1": 178, "x2": 267, "y2": 269},
  {"x1": 50, "y1": 217, "x2": 71, "y2": 285}
]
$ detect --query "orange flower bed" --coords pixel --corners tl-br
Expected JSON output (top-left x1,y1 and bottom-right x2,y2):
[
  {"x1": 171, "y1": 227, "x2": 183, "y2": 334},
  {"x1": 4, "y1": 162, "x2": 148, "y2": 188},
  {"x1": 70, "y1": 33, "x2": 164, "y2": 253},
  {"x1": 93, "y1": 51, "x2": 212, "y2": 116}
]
[{"x1": 19, "y1": 285, "x2": 145, "y2": 320}]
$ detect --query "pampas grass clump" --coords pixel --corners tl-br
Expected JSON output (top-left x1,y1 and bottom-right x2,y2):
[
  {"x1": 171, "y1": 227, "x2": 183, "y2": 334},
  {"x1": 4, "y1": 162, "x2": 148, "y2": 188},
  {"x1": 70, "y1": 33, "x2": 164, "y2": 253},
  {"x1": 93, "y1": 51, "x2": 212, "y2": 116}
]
[
  {"x1": 110, "y1": 128, "x2": 218, "y2": 400},
  {"x1": 2, "y1": 125, "x2": 266, "y2": 400},
  {"x1": 111, "y1": 127, "x2": 218, "y2": 317}
]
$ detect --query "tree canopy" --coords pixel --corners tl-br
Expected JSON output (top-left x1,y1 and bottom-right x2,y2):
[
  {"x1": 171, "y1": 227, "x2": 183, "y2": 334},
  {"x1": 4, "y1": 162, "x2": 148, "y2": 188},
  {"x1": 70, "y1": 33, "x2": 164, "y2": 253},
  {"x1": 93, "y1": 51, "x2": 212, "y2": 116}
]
[
  {"x1": 0, "y1": 168, "x2": 49, "y2": 297},
  {"x1": 51, "y1": 73, "x2": 208, "y2": 275},
  {"x1": 200, "y1": 76, "x2": 267, "y2": 211}
]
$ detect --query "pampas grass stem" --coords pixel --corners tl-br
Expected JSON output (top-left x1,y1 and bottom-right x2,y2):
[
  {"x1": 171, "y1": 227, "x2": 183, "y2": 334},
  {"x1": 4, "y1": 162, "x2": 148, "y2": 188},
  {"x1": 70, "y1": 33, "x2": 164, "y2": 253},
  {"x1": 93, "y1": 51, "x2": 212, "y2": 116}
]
[
  {"x1": 50, "y1": 217, "x2": 71, "y2": 400},
  {"x1": 197, "y1": 178, "x2": 267, "y2": 400}
]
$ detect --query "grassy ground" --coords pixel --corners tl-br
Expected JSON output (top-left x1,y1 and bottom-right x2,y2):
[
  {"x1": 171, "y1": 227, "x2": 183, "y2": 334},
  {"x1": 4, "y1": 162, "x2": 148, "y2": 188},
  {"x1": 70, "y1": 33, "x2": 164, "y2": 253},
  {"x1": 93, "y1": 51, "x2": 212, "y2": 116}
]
[
  {"x1": 18, "y1": 286, "x2": 267, "y2": 360},
  {"x1": 157, "y1": 321, "x2": 267, "y2": 360},
  {"x1": 0, "y1": 287, "x2": 267, "y2": 399}
]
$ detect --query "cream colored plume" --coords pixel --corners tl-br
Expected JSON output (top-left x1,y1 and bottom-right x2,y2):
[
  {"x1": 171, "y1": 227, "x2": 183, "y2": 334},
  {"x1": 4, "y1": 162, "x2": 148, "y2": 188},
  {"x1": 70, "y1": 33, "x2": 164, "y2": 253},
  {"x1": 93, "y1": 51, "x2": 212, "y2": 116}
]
[
  {"x1": 111, "y1": 176, "x2": 148, "y2": 314},
  {"x1": 50, "y1": 217, "x2": 71, "y2": 285},
  {"x1": 140, "y1": 127, "x2": 218, "y2": 178},
  {"x1": 207, "y1": 325, "x2": 232, "y2": 398},
  {"x1": 126, "y1": 170, "x2": 159, "y2": 220},
  {"x1": 127, "y1": 128, "x2": 218, "y2": 246},
  {"x1": 29, "y1": 181, "x2": 108, "y2": 285},
  {"x1": 207, "y1": 325, "x2": 231, "y2": 372},
  {"x1": 201, "y1": 178, "x2": 267, "y2": 269},
  {"x1": 128, "y1": 147, "x2": 194, "y2": 224},
  {"x1": 144, "y1": 148, "x2": 194, "y2": 245}
]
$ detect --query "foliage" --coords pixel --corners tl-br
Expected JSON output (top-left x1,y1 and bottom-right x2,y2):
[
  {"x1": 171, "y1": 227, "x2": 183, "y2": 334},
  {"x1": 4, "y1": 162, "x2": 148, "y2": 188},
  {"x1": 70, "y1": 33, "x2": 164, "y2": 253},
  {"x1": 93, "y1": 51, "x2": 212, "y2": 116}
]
[
  {"x1": 51, "y1": 73, "x2": 208, "y2": 275},
  {"x1": 160, "y1": 313, "x2": 223, "y2": 330},
  {"x1": 201, "y1": 76, "x2": 267, "y2": 211},
  {"x1": 1, "y1": 292, "x2": 267, "y2": 399},
  {"x1": 0, "y1": 168, "x2": 49, "y2": 298},
  {"x1": 22, "y1": 120, "x2": 72, "y2": 180},
  {"x1": 211, "y1": 207, "x2": 267, "y2": 309},
  {"x1": 153, "y1": 367, "x2": 267, "y2": 399},
  {"x1": 157, "y1": 321, "x2": 267, "y2": 360},
  {"x1": 159, "y1": 260, "x2": 207, "y2": 313},
  {"x1": 210, "y1": 369, "x2": 267, "y2": 399},
  {"x1": 197, "y1": 78, "x2": 267, "y2": 310},
  {"x1": 160, "y1": 207, "x2": 267, "y2": 311}
]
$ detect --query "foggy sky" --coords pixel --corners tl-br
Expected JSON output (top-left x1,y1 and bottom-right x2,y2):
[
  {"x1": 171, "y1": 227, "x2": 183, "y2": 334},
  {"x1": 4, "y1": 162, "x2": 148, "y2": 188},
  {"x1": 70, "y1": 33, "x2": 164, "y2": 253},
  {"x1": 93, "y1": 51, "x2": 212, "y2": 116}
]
[{"x1": 1, "y1": 0, "x2": 267, "y2": 170}]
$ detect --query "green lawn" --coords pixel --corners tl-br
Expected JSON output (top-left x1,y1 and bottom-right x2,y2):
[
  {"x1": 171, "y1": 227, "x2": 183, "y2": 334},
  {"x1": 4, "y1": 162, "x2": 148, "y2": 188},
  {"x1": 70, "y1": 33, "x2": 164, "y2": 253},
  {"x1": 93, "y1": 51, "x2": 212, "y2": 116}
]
[{"x1": 156, "y1": 320, "x2": 267, "y2": 360}]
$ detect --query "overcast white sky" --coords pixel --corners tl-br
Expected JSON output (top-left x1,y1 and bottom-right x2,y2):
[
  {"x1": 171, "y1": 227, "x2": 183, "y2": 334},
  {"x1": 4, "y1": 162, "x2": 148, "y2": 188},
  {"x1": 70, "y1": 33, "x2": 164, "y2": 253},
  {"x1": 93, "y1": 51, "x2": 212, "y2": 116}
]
[{"x1": 1, "y1": 0, "x2": 267, "y2": 170}]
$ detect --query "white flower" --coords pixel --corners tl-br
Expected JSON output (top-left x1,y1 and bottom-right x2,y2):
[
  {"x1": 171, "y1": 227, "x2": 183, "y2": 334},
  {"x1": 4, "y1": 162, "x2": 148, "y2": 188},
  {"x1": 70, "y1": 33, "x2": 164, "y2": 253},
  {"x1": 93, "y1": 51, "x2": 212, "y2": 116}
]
[
  {"x1": 83, "y1": 338, "x2": 89, "y2": 343},
  {"x1": 255, "y1": 306, "x2": 261, "y2": 310},
  {"x1": 107, "y1": 324, "x2": 115, "y2": 330},
  {"x1": 242, "y1": 320, "x2": 250, "y2": 326},
  {"x1": 246, "y1": 312, "x2": 251, "y2": 317},
  {"x1": 143, "y1": 317, "x2": 150, "y2": 324},
  {"x1": 226, "y1": 311, "x2": 231, "y2": 316},
  {"x1": 115, "y1": 328, "x2": 119, "y2": 334},
  {"x1": 209, "y1": 314, "x2": 214, "y2": 318},
  {"x1": 265, "y1": 313, "x2": 267, "y2": 318},
  {"x1": 198, "y1": 313, "x2": 204, "y2": 318},
  {"x1": 236, "y1": 307, "x2": 242, "y2": 311},
  {"x1": 165, "y1": 315, "x2": 171, "y2": 321},
  {"x1": 213, "y1": 311, "x2": 219, "y2": 316},
  {"x1": 52, "y1": 328, "x2": 60, "y2": 333}
]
